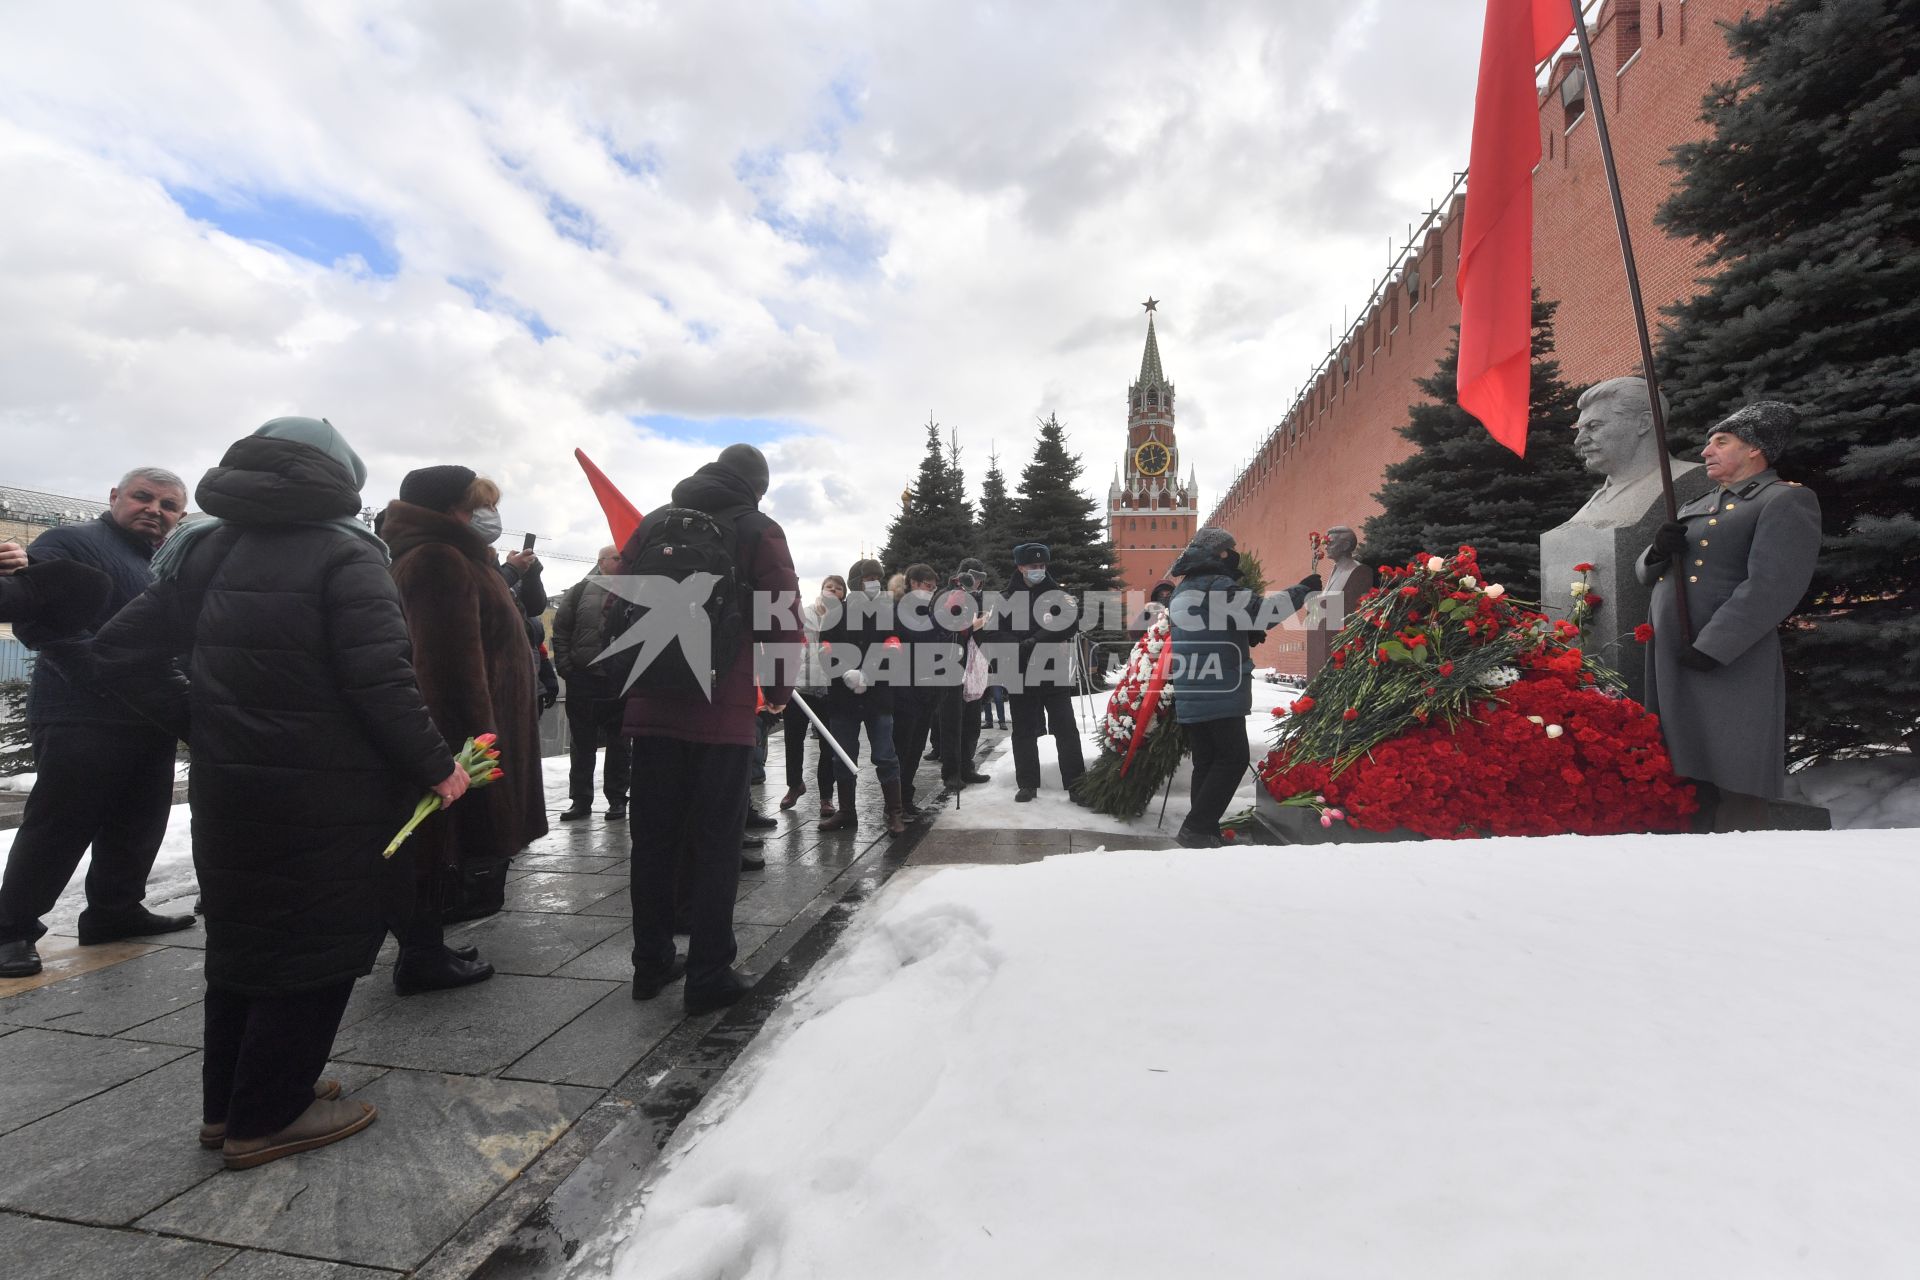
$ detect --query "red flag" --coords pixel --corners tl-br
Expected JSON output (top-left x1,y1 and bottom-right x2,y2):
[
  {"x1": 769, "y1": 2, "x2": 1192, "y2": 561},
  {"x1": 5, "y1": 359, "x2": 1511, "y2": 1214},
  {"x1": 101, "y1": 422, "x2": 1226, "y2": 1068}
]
[
  {"x1": 1456, "y1": 0, "x2": 1574, "y2": 455},
  {"x1": 574, "y1": 448, "x2": 643, "y2": 548}
]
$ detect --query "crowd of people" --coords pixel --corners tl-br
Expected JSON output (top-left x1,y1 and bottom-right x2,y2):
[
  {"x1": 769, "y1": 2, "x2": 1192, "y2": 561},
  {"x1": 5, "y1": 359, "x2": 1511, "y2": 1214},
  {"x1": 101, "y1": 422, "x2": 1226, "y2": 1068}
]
[
  {"x1": 0, "y1": 425, "x2": 1265, "y2": 1173},
  {"x1": 0, "y1": 399, "x2": 1811, "y2": 1171}
]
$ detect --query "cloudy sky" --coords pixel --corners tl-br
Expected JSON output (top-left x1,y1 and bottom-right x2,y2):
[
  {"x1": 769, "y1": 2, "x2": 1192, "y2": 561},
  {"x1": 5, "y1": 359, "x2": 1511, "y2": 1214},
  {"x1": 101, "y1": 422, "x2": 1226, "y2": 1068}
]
[{"x1": 0, "y1": 1, "x2": 1485, "y2": 590}]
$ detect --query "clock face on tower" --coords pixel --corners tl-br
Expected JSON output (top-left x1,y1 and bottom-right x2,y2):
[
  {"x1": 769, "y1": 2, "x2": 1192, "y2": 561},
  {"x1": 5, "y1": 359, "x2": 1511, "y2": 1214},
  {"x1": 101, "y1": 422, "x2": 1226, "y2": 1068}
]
[{"x1": 1134, "y1": 440, "x2": 1171, "y2": 477}]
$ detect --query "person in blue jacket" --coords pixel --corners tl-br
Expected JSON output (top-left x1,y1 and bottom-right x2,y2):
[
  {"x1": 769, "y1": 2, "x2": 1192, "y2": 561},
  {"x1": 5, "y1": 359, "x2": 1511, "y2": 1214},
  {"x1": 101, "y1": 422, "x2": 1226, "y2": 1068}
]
[{"x1": 1167, "y1": 528, "x2": 1266, "y2": 848}]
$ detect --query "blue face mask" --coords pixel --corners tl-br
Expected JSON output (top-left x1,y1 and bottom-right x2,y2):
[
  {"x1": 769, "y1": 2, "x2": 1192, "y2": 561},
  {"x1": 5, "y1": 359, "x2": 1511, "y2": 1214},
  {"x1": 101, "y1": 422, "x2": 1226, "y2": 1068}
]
[
  {"x1": 469, "y1": 506, "x2": 504, "y2": 542},
  {"x1": 1022, "y1": 567, "x2": 1047, "y2": 585}
]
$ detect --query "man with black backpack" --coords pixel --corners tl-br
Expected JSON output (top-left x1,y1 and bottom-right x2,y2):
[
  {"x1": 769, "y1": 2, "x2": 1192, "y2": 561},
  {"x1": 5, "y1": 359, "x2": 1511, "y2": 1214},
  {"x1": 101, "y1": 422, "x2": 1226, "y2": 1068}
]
[{"x1": 610, "y1": 443, "x2": 801, "y2": 1016}]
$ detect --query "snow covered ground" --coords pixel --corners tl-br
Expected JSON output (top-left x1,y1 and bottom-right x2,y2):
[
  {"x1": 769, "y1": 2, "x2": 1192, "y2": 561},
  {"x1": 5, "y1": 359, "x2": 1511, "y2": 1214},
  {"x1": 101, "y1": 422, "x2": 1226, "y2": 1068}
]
[
  {"x1": 593, "y1": 829, "x2": 1920, "y2": 1279},
  {"x1": 934, "y1": 680, "x2": 1292, "y2": 837}
]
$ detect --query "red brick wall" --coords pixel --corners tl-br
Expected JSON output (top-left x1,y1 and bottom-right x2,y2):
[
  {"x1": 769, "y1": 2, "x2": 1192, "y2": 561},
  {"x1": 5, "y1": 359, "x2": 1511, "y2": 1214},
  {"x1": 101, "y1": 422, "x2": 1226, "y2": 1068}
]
[{"x1": 1213, "y1": 0, "x2": 1752, "y2": 676}]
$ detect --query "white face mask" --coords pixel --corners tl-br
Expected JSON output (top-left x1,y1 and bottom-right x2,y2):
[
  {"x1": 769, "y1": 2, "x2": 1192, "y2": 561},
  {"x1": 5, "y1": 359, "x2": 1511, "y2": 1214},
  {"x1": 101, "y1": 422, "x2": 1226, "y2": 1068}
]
[
  {"x1": 469, "y1": 506, "x2": 504, "y2": 542},
  {"x1": 1022, "y1": 567, "x2": 1047, "y2": 585},
  {"x1": 861, "y1": 579, "x2": 883, "y2": 596}
]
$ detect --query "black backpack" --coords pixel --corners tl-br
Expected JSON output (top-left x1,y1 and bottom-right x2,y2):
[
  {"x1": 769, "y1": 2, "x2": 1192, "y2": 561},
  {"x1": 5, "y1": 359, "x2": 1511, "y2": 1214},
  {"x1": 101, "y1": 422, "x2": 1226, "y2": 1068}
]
[{"x1": 600, "y1": 506, "x2": 748, "y2": 699}]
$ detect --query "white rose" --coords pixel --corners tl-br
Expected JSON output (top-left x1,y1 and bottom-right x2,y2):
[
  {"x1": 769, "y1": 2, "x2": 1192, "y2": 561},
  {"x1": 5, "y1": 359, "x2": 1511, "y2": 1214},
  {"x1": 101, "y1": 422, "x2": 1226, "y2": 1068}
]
[
  {"x1": 1426, "y1": 556, "x2": 1445, "y2": 572},
  {"x1": 1571, "y1": 582, "x2": 1588, "y2": 597},
  {"x1": 1545, "y1": 724, "x2": 1564, "y2": 739},
  {"x1": 1484, "y1": 584, "x2": 1506, "y2": 599},
  {"x1": 1459, "y1": 575, "x2": 1477, "y2": 589}
]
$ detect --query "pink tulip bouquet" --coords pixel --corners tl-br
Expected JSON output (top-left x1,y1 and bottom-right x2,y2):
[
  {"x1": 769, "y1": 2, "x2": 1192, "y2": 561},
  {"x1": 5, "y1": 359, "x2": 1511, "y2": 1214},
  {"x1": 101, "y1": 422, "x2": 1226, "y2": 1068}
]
[{"x1": 382, "y1": 733, "x2": 504, "y2": 858}]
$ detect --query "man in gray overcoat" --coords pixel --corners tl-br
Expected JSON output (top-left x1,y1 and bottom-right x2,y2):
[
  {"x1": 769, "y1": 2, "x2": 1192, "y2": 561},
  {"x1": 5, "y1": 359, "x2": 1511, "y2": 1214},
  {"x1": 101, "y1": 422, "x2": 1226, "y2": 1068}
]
[{"x1": 1635, "y1": 403, "x2": 1821, "y2": 830}]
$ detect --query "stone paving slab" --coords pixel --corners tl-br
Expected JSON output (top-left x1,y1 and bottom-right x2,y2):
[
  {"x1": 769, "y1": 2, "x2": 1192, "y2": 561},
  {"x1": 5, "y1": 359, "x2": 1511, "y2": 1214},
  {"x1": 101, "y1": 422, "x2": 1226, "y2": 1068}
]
[
  {"x1": 0, "y1": 1209, "x2": 238, "y2": 1279},
  {"x1": 210, "y1": 1251, "x2": 401, "y2": 1278},
  {"x1": 443, "y1": 911, "x2": 630, "y2": 977},
  {"x1": 328, "y1": 974, "x2": 619, "y2": 1074},
  {"x1": 0, "y1": 1028, "x2": 190, "y2": 1136},
  {"x1": 0, "y1": 945, "x2": 205, "y2": 1036},
  {"x1": 0, "y1": 1052, "x2": 216, "y2": 1224},
  {"x1": 139, "y1": 1070, "x2": 598, "y2": 1272},
  {"x1": 512, "y1": 852, "x2": 625, "y2": 875},
  {"x1": 0, "y1": 934, "x2": 163, "y2": 997},
  {"x1": 503, "y1": 872, "x2": 627, "y2": 915},
  {"x1": 501, "y1": 985, "x2": 687, "y2": 1088}
]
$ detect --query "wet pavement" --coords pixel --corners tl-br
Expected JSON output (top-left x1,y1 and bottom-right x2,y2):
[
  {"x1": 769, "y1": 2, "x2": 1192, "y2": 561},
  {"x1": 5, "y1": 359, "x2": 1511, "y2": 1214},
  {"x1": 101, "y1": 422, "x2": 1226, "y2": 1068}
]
[{"x1": 0, "y1": 726, "x2": 1169, "y2": 1278}]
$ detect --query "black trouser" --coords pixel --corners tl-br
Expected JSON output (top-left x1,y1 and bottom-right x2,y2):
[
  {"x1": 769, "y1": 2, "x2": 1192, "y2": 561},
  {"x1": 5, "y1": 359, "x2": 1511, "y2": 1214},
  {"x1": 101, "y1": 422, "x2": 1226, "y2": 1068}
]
[
  {"x1": 937, "y1": 684, "x2": 981, "y2": 781},
  {"x1": 629, "y1": 737, "x2": 748, "y2": 994},
  {"x1": 564, "y1": 693, "x2": 631, "y2": 808},
  {"x1": 0, "y1": 723, "x2": 176, "y2": 945},
  {"x1": 1010, "y1": 689, "x2": 1087, "y2": 792},
  {"x1": 892, "y1": 686, "x2": 937, "y2": 806},
  {"x1": 782, "y1": 699, "x2": 835, "y2": 794},
  {"x1": 1184, "y1": 716, "x2": 1250, "y2": 835},
  {"x1": 202, "y1": 980, "x2": 355, "y2": 1139}
]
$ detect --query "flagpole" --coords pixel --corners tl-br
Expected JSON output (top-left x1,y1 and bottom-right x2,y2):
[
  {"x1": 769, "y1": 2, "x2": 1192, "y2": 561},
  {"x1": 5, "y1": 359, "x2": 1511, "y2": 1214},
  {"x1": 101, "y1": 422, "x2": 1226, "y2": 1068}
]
[{"x1": 1566, "y1": 0, "x2": 1693, "y2": 640}]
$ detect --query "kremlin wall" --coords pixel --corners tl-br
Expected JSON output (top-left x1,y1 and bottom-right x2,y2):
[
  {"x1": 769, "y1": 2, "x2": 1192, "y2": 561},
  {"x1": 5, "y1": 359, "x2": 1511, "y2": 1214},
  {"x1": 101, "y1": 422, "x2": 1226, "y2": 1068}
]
[{"x1": 1203, "y1": 0, "x2": 1753, "y2": 676}]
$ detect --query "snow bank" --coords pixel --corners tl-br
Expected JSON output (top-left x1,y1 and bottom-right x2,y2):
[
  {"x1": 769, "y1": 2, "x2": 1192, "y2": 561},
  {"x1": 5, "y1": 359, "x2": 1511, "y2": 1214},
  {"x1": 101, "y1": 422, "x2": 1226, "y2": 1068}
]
[
  {"x1": 600, "y1": 831, "x2": 1920, "y2": 1279},
  {"x1": 1786, "y1": 755, "x2": 1920, "y2": 830},
  {"x1": 0, "y1": 802, "x2": 198, "y2": 931}
]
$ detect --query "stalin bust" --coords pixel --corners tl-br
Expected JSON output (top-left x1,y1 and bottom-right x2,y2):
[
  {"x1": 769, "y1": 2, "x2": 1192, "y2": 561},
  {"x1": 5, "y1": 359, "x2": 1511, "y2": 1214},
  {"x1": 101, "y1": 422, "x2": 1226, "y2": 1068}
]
[{"x1": 1635, "y1": 402, "x2": 1822, "y2": 831}]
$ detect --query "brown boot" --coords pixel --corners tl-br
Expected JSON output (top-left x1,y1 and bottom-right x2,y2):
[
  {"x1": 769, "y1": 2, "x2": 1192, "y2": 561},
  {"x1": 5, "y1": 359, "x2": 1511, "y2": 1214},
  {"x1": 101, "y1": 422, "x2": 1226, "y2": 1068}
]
[
  {"x1": 880, "y1": 779, "x2": 908, "y2": 835},
  {"x1": 222, "y1": 1097, "x2": 378, "y2": 1170},
  {"x1": 818, "y1": 778, "x2": 858, "y2": 831},
  {"x1": 200, "y1": 1078, "x2": 342, "y2": 1148}
]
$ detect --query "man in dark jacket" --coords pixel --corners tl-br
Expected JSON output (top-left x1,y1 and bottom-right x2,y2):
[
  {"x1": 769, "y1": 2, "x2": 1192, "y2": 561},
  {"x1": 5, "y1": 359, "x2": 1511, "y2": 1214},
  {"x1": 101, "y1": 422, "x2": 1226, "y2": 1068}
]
[
  {"x1": 553, "y1": 544, "x2": 631, "y2": 821},
  {"x1": 934, "y1": 558, "x2": 993, "y2": 790},
  {"x1": 891, "y1": 562, "x2": 945, "y2": 818},
  {"x1": 620, "y1": 443, "x2": 802, "y2": 1016},
  {"x1": 996, "y1": 543, "x2": 1086, "y2": 803},
  {"x1": 0, "y1": 468, "x2": 195, "y2": 979},
  {"x1": 1168, "y1": 528, "x2": 1266, "y2": 848},
  {"x1": 818, "y1": 557, "x2": 906, "y2": 835},
  {"x1": 92, "y1": 419, "x2": 465, "y2": 1168}
]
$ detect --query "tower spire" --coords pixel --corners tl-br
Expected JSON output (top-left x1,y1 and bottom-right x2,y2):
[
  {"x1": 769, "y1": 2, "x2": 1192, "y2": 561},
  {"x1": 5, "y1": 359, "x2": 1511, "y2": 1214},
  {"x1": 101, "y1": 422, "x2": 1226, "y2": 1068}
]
[{"x1": 1138, "y1": 313, "x2": 1166, "y2": 387}]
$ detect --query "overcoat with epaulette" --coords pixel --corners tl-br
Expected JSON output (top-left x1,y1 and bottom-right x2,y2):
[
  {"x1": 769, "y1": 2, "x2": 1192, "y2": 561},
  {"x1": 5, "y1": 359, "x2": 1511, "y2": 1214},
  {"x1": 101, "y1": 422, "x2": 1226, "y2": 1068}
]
[{"x1": 1633, "y1": 470, "x2": 1821, "y2": 797}]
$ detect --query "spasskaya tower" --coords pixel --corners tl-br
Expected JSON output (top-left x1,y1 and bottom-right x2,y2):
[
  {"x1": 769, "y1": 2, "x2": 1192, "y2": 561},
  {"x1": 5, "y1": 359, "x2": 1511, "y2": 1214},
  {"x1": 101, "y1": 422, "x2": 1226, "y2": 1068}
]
[{"x1": 1108, "y1": 299, "x2": 1198, "y2": 593}]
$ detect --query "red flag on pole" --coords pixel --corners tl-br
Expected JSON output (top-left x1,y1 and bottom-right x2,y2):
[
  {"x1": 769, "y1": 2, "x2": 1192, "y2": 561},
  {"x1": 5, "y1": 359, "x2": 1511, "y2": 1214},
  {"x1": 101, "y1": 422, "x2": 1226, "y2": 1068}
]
[
  {"x1": 1456, "y1": 0, "x2": 1575, "y2": 456},
  {"x1": 574, "y1": 448, "x2": 643, "y2": 548}
]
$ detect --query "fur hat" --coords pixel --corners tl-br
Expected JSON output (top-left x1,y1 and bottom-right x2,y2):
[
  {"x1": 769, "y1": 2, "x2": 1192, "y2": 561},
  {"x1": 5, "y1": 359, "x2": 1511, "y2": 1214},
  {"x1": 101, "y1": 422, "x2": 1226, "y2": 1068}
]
[
  {"x1": 1169, "y1": 527, "x2": 1237, "y2": 577},
  {"x1": 1707, "y1": 401, "x2": 1798, "y2": 463},
  {"x1": 398, "y1": 464, "x2": 476, "y2": 514},
  {"x1": 1012, "y1": 543, "x2": 1050, "y2": 566}
]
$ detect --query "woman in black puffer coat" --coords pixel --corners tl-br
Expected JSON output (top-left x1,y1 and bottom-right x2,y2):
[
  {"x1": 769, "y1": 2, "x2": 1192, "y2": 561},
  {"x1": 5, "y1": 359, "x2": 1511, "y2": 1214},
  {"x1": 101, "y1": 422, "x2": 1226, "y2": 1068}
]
[{"x1": 94, "y1": 418, "x2": 466, "y2": 1170}]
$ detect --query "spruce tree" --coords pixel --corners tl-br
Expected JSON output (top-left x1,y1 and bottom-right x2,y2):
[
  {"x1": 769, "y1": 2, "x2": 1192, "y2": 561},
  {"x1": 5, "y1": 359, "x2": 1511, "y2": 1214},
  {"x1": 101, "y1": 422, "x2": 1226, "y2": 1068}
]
[
  {"x1": 1362, "y1": 295, "x2": 1586, "y2": 594},
  {"x1": 973, "y1": 447, "x2": 1021, "y2": 584},
  {"x1": 1654, "y1": 0, "x2": 1919, "y2": 760},
  {"x1": 1011, "y1": 413, "x2": 1119, "y2": 595},
  {"x1": 881, "y1": 418, "x2": 976, "y2": 577}
]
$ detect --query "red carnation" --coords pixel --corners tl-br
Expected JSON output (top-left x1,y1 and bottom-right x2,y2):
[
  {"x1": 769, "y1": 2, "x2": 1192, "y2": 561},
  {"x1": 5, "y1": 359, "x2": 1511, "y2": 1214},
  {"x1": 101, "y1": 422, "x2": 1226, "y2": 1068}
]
[
  {"x1": 1399, "y1": 585, "x2": 1419, "y2": 598},
  {"x1": 1343, "y1": 707, "x2": 1359, "y2": 721},
  {"x1": 1438, "y1": 661, "x2": 1455, "y2": 676},
  {"x1": 1584, "y1": 593, "x2": 1604, "y2": 608},
  {"x1": 1573, "y1": 562, "x2": 1595, "y2": 573},
  {"x1": 1634, "y1": 623, "x2": 1655, "y2": 643},
  {"x1": 1291, "y1": 696, "x2": 1316, "y2": 714}
]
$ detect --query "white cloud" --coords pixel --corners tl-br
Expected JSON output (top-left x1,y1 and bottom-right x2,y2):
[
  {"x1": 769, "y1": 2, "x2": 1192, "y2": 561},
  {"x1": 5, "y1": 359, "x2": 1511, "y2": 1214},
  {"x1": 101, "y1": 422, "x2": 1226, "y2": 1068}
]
[{"x1": 0, "y1": 0, "x2": 1483, "y2": 590}]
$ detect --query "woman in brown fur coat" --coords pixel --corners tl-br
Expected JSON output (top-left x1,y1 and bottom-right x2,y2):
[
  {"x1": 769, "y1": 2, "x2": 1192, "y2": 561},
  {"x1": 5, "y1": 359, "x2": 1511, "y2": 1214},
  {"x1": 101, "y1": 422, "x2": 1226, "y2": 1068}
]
[{"x1": 380, "y1": 465, "x2": 549, "y2": 993}]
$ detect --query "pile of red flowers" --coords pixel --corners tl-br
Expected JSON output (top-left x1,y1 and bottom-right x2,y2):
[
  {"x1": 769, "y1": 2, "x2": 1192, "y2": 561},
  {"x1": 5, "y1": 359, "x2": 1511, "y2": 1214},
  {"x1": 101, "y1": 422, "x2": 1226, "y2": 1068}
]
[{"x1": 1259, "y1": 546, "x2": 1696, "y2": 839}]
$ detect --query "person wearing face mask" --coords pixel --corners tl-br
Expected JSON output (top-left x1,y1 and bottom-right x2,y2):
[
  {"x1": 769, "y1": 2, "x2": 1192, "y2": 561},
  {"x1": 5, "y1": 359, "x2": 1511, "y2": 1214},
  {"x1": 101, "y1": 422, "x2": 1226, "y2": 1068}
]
[
  {"x1": 819, "y1": 557, "x2": 907, "y2": 834},
  {"x1": 933, "y1": 557, "x2": 994, "y2": 789},
  {"x1": 994, "y1": 543, "x2": 1087, "y2": 803},
  {"x1": 378, "y1": 466, "x2": 549, "y2": 990},
  {"x1": 780, "y1": 576, "x2": 845, "y2": 817},
  {"x1": 890, "y1": 563, "x2": 945, "y2": 819}
]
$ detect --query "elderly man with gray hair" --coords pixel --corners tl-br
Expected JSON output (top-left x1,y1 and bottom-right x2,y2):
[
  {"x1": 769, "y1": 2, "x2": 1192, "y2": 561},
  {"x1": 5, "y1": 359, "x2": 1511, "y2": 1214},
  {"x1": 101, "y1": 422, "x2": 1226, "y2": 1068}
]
[
  {"x1": 1635, "y1": 403, "x2": 1821, "y2": 831},
  {"x1": 0, "y1": 466, "x2": 197, "y2": 978}
]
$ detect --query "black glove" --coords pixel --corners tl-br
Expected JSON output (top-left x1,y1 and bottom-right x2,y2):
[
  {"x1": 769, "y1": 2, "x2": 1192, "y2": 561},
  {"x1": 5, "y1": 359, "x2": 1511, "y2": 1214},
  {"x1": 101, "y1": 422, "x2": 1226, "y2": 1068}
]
[
  {"x1": 540, "y1": 688, "x2": 558, "y2": 710},
  {"x1": 14, "y1": 559, "x2": 112, "y2": 634},
  {"x1": 1678, "y1": 645, "x2": 1721, "y2": 672},
  {"x1": 1647, "y1": 520, "x2": 1689, "y2": 563}
]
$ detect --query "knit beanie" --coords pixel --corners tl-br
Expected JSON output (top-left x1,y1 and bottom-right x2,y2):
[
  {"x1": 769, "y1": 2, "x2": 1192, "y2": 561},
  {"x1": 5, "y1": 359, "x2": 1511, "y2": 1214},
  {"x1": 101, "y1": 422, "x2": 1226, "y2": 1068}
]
[
  {"x1": 1169, "y1": 527, "x2": 1237, "y2": 577},
  {"x1": 252, "y1": 417, "x2": 367, "y2": 491},
  {"x1": 398, "y1": 464, "x2": 477, "y2": 513},
  {"x1": 717, "y1": 443, "x2": 770, "y2": 498}
]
